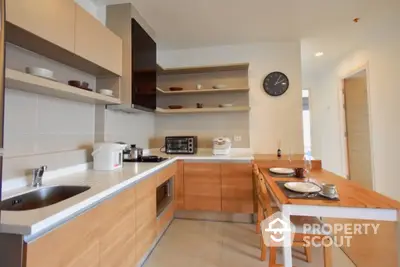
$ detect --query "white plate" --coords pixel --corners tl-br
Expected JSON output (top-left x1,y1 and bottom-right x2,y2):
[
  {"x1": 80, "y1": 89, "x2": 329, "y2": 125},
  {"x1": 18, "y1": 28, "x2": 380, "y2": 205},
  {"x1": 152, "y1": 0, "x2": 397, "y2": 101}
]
[
  {"x1": 269, "y1": 167, "x2": 295, "y2": 175},
  {"x1": 284, "y1": 182, "x2": 321, "y2": 193}
]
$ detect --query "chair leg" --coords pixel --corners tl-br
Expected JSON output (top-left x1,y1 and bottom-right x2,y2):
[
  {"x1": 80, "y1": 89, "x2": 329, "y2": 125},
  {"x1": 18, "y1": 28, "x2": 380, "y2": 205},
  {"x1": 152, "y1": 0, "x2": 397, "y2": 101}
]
[
  {"x1": 269, "y1": 247, "x2": 277, "y2": 266},
  {"x1": 304, "y1": 245, "x2": 312, "y2": 263},
  {"x1": 323, "y1": 246, "x2": 332, "y2": 267},
  {"x1": 260, "y1": 239, "x2": 267, "y2": 261},
  {"x1": 256, "y1": 205, "x2": 262, "y2": 234}
]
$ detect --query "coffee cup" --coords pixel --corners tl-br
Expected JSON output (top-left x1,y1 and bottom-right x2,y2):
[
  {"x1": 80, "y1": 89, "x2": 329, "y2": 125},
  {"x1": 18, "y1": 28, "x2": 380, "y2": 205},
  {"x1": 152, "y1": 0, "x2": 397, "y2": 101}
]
[
  {"x1": 322, "y1": 184, "x2": 337, "y2": 196},
  {"x1": 294, "y1": 168, "x2": 305, "y2": 178}
]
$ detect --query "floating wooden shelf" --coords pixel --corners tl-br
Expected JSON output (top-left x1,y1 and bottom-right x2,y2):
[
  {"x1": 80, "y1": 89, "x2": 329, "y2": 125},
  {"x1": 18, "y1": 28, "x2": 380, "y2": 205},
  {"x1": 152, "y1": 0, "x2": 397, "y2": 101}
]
[
  {"x1": 5, "y1": 68, "x2": 121, "y2": 105},
  {"x1": 156, "y1": 87, "x2": 249, "y2": 95},
  {"x1": 157, "y1": 63, "x2": 249, "y2": 75},
  {"x1": 156, "y1": 106, "x2": 250, "y2": 114}
]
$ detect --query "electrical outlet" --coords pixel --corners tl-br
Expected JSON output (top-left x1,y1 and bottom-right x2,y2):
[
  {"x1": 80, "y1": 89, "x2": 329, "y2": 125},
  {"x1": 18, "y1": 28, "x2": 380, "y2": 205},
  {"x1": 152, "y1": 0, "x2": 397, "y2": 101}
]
[{"x1": 234, "y1": 135, "x2": 242, "y2": 142}]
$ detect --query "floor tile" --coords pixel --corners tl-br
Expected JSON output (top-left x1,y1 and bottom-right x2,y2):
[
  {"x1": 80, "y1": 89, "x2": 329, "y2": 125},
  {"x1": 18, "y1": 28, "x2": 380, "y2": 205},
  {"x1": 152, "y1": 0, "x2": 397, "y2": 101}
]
[{"x1": 144, "y1": 219, "x2": 356, "y2": 267}]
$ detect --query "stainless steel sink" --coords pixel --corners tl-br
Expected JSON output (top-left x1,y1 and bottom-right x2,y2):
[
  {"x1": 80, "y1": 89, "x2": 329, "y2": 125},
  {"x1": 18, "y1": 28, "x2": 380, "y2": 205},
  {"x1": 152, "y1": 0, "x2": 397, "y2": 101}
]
[{"x1": 0, "y1": 185, "x2": 91, "y2": 211}]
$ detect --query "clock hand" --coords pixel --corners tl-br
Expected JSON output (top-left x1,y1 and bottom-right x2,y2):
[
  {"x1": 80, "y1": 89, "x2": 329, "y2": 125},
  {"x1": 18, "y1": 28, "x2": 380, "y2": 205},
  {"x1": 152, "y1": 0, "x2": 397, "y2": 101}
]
[{"x1": 274, "y1": 75, "x2": 282, "y2": 85}]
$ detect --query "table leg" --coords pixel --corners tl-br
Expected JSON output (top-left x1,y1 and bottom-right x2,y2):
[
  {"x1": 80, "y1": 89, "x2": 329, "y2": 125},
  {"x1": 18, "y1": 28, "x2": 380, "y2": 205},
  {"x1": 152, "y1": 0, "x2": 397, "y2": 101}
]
[{"x1": 282, "y1": 205, "x2": 293, "y2": 267}]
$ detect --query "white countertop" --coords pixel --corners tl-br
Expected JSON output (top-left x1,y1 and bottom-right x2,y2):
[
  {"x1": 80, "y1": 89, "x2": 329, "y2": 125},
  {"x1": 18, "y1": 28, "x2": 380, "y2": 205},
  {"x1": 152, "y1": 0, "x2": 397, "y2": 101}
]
[{"x1": 0, "y1": 149, "x2": 253, "y2": 239}]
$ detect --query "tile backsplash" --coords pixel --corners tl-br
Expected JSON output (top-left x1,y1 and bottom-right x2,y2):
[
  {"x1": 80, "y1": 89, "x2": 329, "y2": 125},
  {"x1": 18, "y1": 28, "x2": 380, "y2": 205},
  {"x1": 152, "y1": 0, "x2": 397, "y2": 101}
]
[{"x1": 2, "y1": 44, "x2": 158, "y2": 182}]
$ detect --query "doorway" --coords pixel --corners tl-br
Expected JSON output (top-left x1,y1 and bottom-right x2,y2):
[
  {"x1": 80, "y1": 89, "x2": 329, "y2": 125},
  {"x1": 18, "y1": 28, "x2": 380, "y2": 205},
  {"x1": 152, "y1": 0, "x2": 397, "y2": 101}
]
[{"x1": 343, "y1": 69, "x2": 373, "y2": 189}]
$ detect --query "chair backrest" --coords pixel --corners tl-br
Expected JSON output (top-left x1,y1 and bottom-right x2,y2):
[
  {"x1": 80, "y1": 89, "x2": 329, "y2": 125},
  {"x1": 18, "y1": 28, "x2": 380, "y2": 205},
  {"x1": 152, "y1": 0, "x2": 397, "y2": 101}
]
[
  {"x1": 252, "y1": 163, "x2": 261, "y2": 196},
  {"x1": 257, "y1": 171, "x2": 276, "y2": 219}
]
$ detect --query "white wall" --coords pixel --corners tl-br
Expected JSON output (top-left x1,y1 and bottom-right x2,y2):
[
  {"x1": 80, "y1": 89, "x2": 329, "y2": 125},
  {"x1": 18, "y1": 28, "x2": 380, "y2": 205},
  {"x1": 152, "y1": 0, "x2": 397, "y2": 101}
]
[
  {"x1": 104, "y1": 110, "x2": 155, "y2": 148},
  {"x1": 158, "y1": 42, "x2": 304, "y2": 153},
  {"x1": 309, "y1": 20, "x2": 400, "y2": 200}
]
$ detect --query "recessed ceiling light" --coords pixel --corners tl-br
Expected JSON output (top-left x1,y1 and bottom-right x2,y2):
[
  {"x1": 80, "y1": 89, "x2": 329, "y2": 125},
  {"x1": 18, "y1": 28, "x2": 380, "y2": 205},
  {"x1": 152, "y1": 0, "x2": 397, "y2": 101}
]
[{"x1": 315, "y1": 52, "x2": 324, "y2": 57}]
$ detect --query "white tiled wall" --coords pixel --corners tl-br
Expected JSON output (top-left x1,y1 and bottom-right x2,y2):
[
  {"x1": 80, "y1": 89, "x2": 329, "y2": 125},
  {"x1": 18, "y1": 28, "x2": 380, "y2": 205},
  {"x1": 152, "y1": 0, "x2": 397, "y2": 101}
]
[
  {"x1": 4, "y1": 89, "x2": 94, "y2": 158},
  {"x1": 3, "y1": 45, "x2": 97, "y2": 180},
  {"x1": 104, "y1": 110, "x2": 155, "y2": 149}
]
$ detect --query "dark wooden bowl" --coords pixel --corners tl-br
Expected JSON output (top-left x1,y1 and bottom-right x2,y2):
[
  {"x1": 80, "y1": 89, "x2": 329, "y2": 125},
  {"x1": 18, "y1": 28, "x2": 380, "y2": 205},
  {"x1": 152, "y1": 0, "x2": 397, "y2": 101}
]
[
  {"x1": 168, "y1": 105, "x2": 183, "y2": 109},
  {"x1": 169, "y1": 87, "x2": 183, "y2": 91}
]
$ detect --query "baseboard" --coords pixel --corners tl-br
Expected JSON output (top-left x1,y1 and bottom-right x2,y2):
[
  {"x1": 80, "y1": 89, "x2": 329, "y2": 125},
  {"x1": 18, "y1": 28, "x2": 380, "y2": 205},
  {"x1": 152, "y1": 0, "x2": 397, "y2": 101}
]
[{"x1": 174, "y1": 210, "x2": 254, "y2": 224}]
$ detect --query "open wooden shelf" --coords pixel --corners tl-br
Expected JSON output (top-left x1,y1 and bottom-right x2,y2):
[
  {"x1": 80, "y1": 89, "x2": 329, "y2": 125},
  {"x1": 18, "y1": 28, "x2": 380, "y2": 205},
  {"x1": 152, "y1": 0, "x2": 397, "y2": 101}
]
[
  {"x1": 157, "y1": 63, "x2": 249, "y2": 75},
  {"x1": 5, "y1": 68, "x2": 121, "y2": 105},
  {"x1": 156, "y1": 106, "x2": 250, "y2": 114},
  {"x1": 156, "y1": 87, "x2": 249, "y2": 95}
]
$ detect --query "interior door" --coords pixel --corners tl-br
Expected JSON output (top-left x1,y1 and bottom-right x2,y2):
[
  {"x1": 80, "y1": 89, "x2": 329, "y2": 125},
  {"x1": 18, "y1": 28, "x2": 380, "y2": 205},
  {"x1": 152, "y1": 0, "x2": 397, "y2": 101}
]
[{"x1": 344, "y1": 70, "x2": 373, "y2": 189}]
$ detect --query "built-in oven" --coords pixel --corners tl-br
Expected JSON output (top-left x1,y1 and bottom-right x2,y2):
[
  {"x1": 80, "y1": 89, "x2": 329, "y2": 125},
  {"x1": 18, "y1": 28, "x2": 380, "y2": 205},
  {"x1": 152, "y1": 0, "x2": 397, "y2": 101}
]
[
  {"x1": 165, "y1": 136, "x2": 197, "y2": 154},
  {"x1": 156, "y1": 178, "x2": 173, "y2": 217}
]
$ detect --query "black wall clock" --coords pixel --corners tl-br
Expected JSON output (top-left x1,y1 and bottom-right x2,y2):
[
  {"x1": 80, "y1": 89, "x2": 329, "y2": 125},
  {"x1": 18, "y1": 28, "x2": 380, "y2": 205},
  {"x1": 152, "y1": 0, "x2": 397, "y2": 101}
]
[{"x1": 263, "y1": 71, "x2": 289, "y2": 96}]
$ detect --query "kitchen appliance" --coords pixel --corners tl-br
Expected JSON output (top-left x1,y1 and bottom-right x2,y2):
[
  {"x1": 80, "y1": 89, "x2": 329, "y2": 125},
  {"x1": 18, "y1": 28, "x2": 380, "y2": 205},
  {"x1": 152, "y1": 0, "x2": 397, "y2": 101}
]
[
  {"x1": 212, "y1": 137, "x2": 232, "y2": 155},
  {"x1": 125, "y1": 155, "x2": 168, "y2": 163},
  {"x1": 156, "y1": 178, "x2": 173, "y2": 217},
  {"x1": 105, "y1": 9, "x2": 157, "y2": 113},
  {"x1": 165, "y1": 136, "x2": 197, "y2": 154},
  {"x1": 0, "y1": 0, "x2": 5, "y2": 218},
  {"x1": 92, "y1": 143, "x2": 127, "y2": 171}
]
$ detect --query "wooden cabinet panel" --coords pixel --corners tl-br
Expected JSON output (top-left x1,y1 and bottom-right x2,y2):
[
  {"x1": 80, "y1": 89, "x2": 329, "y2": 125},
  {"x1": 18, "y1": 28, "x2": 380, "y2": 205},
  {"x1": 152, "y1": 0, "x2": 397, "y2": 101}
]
[
  {"x1": 26, "y1": 185, "x2": 137, "y2": 267},
  {"x1": 221, "y1": 163, "x2": 253, "y2": 213},
  {"x1": 174, "y1": 160, "x2": 185, "y2": 210},
  {"x1": 157, "y1": 162, "x2": 177, "y2": 186},
  {"x1": 157, "y1": 202, "x2": 174, "y2": 235},
  {"x1": 75, "y1": 5, "x2": 122, "y2": 75},
  {"x1": 184, "y1": 163, "x2": 221, "y2": 211},
  {"x1": 26, "y1": 204, "x2": 102, "y2": 267},
  {"x1": 6, "y1": 0, "x2": 76, "y2": 53},
  {"x1": 135, "y1": 175, "x2": 157, "y2": 263},
  {"x1": 98, "y1": 187, "x2": 136, "y2": 267}
]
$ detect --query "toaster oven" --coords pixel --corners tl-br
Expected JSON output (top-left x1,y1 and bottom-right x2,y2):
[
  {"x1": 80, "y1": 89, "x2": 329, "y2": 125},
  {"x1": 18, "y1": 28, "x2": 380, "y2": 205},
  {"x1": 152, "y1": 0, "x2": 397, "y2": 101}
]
[{"x1": 165, "y1": 136, "x2": 198, "y2": 154}]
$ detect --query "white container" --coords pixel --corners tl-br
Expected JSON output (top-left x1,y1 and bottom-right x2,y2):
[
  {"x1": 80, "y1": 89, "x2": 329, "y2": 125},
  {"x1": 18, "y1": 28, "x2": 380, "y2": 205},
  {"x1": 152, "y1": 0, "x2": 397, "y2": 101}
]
[
  {"x1": 212, "y1": 137, "x2": 232, "y2": 155},
  {"x1": 92, "y1": 143, "x2": 127, "y2": 171}
]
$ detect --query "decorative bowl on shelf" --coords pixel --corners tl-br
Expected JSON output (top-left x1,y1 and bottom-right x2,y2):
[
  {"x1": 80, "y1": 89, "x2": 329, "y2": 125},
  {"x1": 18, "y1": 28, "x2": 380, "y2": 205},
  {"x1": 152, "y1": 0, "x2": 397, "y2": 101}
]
[
  {"x1": 68, "y1": 80, "x2": 92, "y2": 91},
  {"x1": 169, "y1": 87, "x2": 183, "y2": 91},
  {"x1": 25, "y1": 67, "x2": 56, "y2": 81},
  {"x1": 219, "y1": 104, "x2": 233, "y2": 108},
  {"x1": 212, "y1": 84, "x2": 228, "y2": 89},
  {"x1": 99, "y1": 89, "x2": 113, "y2": 96},
  {"x1": 168, "y1": 105, "x2": 183, "y2": 109}
]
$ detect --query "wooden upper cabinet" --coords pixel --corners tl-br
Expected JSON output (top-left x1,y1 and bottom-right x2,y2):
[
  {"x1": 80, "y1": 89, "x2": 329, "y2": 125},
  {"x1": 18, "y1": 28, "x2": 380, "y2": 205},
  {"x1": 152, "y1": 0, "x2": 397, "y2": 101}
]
[
  {"x1": 6, "y1": 0, "x2": 76, "y2": 53},
  {"x1": 184, "y1": 163, "x2": 221, "y2": 211},
  {"x1": 221, "y1": 163, "x2": 253, "y2": 213},
  {"x1": 75, "y1": 5, "x2": 123, "y2": 76}
]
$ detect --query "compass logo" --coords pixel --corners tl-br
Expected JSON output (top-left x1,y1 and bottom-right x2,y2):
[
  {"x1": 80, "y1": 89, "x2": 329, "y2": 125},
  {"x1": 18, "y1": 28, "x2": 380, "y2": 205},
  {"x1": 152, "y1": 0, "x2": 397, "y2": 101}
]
[{"x1": 261, "y1": 212, "x2": 295, "y2": 247}]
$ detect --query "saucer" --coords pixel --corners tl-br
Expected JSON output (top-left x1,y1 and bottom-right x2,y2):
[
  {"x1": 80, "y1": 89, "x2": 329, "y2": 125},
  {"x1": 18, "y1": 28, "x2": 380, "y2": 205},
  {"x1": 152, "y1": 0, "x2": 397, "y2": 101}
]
[{"x1": 319, "y1": 191, "x2": 339, "y2": 200}]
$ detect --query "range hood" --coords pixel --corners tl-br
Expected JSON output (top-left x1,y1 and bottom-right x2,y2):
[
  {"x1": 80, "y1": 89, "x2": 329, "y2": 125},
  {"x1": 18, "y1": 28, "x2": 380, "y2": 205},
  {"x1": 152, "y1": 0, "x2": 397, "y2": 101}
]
[{"x1": 105, "y1": 4, "x2": 157, "y2": 113}]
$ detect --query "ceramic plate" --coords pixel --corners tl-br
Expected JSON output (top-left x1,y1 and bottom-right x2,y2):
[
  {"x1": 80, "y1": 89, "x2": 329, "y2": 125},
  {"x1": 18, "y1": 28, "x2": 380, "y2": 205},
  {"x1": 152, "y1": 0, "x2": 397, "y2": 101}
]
[
  {"x1": 269, "y1": 167, "x2": 295, "y2": 175},
  {"x1": 284, "y1": 182, "x2": 321, "y2": 193}
]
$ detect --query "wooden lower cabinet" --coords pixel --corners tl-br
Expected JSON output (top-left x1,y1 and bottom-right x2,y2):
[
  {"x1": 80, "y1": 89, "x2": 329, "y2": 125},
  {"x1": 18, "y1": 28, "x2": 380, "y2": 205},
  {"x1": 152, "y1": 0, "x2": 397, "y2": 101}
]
[
  {"x1": 174, "y1": 160, "x2": 185, "y2": 210},
  {"x1": 25, "y1": 185, "x2": 136, "y2": 267},
  {"x1": 135, "y1": 175, "x2": 157, "y2": 264},
  {"x1": 184, "y1": 162, "x2": 221, "y2": 211},
  {"x1": 221, "y1": 163, "x2": 253, "y2": 213}
]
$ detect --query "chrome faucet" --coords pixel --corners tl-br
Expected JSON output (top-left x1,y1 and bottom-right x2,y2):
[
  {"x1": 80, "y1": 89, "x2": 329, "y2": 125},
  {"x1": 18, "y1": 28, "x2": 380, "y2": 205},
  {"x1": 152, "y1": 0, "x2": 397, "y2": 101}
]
[{"x1": 32, "y1": 165, "x2": 47, "y2": 187}]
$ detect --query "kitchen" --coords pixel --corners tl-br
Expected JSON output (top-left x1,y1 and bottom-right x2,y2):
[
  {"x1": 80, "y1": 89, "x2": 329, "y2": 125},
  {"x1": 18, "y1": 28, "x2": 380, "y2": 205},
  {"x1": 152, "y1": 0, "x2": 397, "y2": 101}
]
[{"x1": 0, "y1": 1, "x2": 399, "y2": 267}]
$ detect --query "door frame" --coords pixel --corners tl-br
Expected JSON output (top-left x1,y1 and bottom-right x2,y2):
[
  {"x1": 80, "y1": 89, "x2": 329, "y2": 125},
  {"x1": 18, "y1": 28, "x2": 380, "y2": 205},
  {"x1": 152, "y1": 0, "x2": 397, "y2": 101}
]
[{"x1": 338, "y1": 62, "x2": 376, "y2": 190}]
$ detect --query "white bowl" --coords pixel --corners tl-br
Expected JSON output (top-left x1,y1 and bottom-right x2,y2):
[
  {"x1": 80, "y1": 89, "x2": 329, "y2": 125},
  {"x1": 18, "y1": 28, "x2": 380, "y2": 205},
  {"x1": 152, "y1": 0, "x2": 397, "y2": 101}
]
[
  {"x1": 212, "y1": 84, "x2": 228, "y2": 89},
  {"x1": 25, "y1": 67, "x2": 55, "y2": 80},
  {"x1": 99, "y1": 89, "x2": 113, "y2": 96},
  {"x1": 219, "y1": 104, "x2": 233, "y2": 108}
]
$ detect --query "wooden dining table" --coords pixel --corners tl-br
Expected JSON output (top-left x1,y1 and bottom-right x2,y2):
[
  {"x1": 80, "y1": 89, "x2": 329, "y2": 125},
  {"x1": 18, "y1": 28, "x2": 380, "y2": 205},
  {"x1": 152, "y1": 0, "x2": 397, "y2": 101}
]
[{"x1": 259, "y1": 167, "x2": 400, "y2": 267}]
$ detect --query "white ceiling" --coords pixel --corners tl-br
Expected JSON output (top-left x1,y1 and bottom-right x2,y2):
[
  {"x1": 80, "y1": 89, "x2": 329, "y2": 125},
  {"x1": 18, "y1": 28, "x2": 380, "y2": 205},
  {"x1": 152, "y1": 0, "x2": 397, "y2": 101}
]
[{"x1": 93, "y1": 0, "x2": 399, "y2": 74}]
